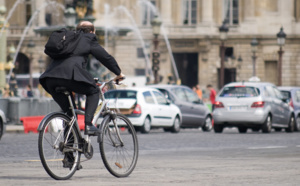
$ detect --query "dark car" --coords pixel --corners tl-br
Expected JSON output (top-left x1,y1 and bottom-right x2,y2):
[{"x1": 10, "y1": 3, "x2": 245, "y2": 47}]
[
  {"x1": 0, "y1": 109, "x2": 7, "y2": 140},
  {"x1": 148, "y1": 85, "x2": 212, "y2": 131},
  {"x1": 278, "y1": 86, "x2": 300, "y2": 131}
]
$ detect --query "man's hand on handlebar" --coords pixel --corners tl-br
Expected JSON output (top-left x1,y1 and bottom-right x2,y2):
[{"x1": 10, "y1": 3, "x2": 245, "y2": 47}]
[{"x1": 114, "y1": 73, "x2": 125, "y2": 84}]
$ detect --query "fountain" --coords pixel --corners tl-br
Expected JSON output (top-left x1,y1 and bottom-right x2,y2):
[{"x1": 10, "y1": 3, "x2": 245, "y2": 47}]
[
  {"x1": 6, "y1": 1, "x2": 65, "y2": 84},
  {"x1": 0, "y1": 0, "x2": 24, "y2": 37},
  {"x1": 115, "y1": 5, "x2": 154, "y2": 81},
  {"x1": 138, "y1": 0, "x2": 180, "y2": 84}
]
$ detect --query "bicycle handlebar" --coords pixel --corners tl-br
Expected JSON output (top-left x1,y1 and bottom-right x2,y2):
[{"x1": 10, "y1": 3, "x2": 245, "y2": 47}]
[{"x1": 94, "y1": 76, "x2": 126, "y2": 90}]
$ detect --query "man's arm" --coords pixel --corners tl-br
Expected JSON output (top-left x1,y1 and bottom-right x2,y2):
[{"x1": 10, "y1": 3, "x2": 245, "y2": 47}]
[{"x1": 90, "y1": 36, "x2": 121, "y2": 75}]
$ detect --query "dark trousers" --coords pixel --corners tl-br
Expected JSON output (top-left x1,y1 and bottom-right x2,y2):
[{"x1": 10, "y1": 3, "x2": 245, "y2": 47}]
[{"x1": 44, "y1": 78, "x2": 99, "y2": 124}]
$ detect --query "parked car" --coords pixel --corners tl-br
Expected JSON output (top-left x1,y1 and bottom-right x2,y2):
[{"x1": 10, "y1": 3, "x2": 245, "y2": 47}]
[
  {"x1": 103, "y1": 87, "x2": 182, "y2": 133},
  {"x1": 213, "y1": 82, "x2": 295, "y2": 133},
  {"x1": 0, "y1": 109, "x2": 7, "y2": 141},
  {"x1": 148, "y1": 85, "x2": 213, "y2": 131},
  {"x1": 278, "y1": 86, "x2": 300, "y2": 131}
]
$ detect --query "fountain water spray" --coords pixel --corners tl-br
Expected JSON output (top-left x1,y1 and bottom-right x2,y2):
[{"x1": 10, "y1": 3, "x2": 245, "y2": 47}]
[
  {"x1": 116, "y1": 5, "x2": 154, "y2": 81},
  {"x1": 0, "y1": 0, "x2": 25, "y2": 37},
  {"x1": 138, "y1": 0, "x2": 180, "y2": 83},
  {"x1": 6, "y1": 1, "x2": 64, "y2": 84}
]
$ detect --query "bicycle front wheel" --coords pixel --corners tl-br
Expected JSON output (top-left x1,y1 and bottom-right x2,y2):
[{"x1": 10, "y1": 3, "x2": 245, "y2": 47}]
[
  {"x1": 0, "y1": 119, "x2": 3, "y2": 141},
  {"x1": 99, "y1": 113, "x2": 139, "y2": 177},
  {"x1": 38, "y1": 113, "x2": 81, "y2": 180}
]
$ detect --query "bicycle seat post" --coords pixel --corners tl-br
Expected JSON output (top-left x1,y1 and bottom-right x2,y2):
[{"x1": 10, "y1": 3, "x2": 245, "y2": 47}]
[{"x1": 66, "y1": 94, "x2": 76, "y2": 118}]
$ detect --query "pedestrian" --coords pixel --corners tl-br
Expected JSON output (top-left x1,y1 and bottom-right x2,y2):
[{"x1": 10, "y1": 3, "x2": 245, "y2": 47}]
[
  {"x1": 206, "y1": 84, "x2": 216, "y2": 111},
  {"x1": 9, "y1": 73, "x2": 18, "y2": 97},
  {"x1": 39, "y1": 21, "x2": 125, "y2": 136},
  {"x1": 26, "y1": 84, "x2": 34, "y2": 97},
  {"x1": 194, "y1": 85, "x2": 202, "y2": 99}
]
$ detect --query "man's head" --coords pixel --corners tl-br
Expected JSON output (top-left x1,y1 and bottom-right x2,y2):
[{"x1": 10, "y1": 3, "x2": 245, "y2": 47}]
[
  {"x1": 76, "y1": 21, "x2": 95, "y2": 33},
  {"x1": 206, "y1": 84, "x2": 213, "y2": 90}
]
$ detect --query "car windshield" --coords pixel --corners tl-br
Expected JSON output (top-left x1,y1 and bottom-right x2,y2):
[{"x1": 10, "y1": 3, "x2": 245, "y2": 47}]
[
  {"x1": 219, "y1": 86, "x2": 259, "y2": 98},
  {"x1": 104, "y1": 90, "x2": 137, "y2": 99},
  {"x1": 280, "y1": 90, "x2": 291, "y2": 99}
]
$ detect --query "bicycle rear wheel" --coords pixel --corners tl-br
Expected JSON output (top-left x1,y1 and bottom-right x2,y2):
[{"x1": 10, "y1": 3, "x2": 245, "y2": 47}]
[
  {"x1": 99, "y1": 113, "x2": 138, "y2": 177},
  {"x1": 38, "y1": 113, "x2": 81, "y2": 180}
]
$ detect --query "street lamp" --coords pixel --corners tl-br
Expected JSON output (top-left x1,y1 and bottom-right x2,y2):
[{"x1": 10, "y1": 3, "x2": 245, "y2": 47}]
[
  {"x1": 64, "y1": 7, "x2": 77, "y2": 29},
  {"x1": 38, "y1": 56, "x2": 44, "y2": 73},
  {"x1": 6, "y1": 44, "x2": 16, "y2": 71},
  {"x1": 150, "y1": 15, "x2": 162, "y2": 84},
  {"x1": 276, "y1": 27, "x2": 286, "y2": 86},
  {"x1": 27, "y1": 40, "x2": 35, "y2": 88},
  {"x1": 250, "y1": 38, "x2": 258, "y2": 77},
  {"x1": 219, "y1": 21, "x2": 229, "y2": 88}
]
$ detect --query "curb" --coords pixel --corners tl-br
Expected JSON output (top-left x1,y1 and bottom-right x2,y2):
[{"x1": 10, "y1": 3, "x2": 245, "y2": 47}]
[{"x1": 5, "y1": 125, "x2": 25, "y2": 133}]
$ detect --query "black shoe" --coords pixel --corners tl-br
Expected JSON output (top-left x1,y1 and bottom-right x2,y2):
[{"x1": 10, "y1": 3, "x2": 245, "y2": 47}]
[
  {"x1": 84, "y1": 124, "x2": 99, "y2": 136},
  {"x1": 62, "y1": 155, "x2": 83, "y2": 170},
  {"x1": 62, "y1": 155, "x2": 74, "y2": 169}
]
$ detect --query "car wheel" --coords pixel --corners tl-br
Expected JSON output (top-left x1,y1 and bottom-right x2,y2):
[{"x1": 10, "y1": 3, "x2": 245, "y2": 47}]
[
  {"x1": 252, "y1": 127, "x2": 260, "y2": 132},
  {"x1": 141, "y1": 116, "x2": 151, "y2": 134},
  {"x1": 170, "y1": 116, "x2": 180, "y2": 133},
  {"x1": 238, "y1": 126, "x2": 247, "y2": 133},
  {"x1": 295, "y1": 115, "x2": 300, "y2": 131},
  {"x1": 285, "y1": 115, "x2": 295, "y2": 133},
  {"x1": 214, "y1": 124, "x2": 223, "y2": 133},
  {"x1": 202, "y1": 116, "x2": 212, "y2": 132},
  {"x1": 274, "y1": 128, "x2": 282, "y2": 132},
  {"x1": 262, "y1": 115, "x2": 272, "y2": 133}
]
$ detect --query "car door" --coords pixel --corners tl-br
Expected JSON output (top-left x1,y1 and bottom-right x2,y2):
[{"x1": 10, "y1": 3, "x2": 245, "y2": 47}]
[
  {"x1": 273, "y1": 87, "x2": 290, "y2": 125},
  {"x1": 182, "y1": 87, "x2": 206, "y2": 126},
  {"x1": 265, "y1": 86, "x2": 280, "y2": 124},
  {"x1": 142, "y1": 90, "x2": 159, "y2": 125},
  {"x1": 152, "y1": 90, "x2": 173, "y2": 126},
  {"x1": 170, "y1": 87, "x2": 198, "y2": 127}
]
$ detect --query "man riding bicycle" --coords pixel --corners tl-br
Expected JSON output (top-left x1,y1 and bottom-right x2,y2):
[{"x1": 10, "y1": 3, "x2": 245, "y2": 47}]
[{"x1": 39, "y1": 21, "x2": 125, "y2": 136}]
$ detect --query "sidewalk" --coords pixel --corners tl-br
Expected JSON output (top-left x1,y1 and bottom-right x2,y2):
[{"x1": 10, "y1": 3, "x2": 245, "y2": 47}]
[{"x1": 5, "y1": 124, "x2": 24, "y2": 133}]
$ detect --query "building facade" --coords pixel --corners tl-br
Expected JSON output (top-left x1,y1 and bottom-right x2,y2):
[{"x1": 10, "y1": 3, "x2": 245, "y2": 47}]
[{"x1": 2, "y1": 0, "x2": 300, "y2": 91}]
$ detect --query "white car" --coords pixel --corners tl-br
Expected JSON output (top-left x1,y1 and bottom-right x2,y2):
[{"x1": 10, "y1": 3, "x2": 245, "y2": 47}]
[{"x1": 103, "y1": 87, "x2": 182, "y2": 133}]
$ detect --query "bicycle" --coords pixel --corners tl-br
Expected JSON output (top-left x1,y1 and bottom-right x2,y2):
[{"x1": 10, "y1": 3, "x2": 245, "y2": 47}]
[{"x1": 37, "y1": 77, "x2": 139, "y2": 180}]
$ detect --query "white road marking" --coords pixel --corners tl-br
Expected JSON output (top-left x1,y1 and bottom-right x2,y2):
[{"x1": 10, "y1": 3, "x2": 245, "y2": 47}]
[{"x1": 247, "y1": 146, "x2": 287, "y2": 150}]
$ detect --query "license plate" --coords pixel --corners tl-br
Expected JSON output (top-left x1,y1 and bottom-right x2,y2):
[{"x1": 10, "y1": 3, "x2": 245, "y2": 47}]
[{"x1": 228, "y1": 106, "x2": 248, "y2": 110}]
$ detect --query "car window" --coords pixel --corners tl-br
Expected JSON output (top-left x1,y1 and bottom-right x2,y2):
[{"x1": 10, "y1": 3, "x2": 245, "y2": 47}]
[
  {"x1": 184, "y1": 87, "x2": 200, "y2": 102},
  {"x1": 153, "y1": 91, "x2": 168, "y2": 104},
  {"x1": 273, "y1": 87, "x2": 283, "y2": 99},
  {"x1": 171, "y1": 87, "x2": 188, "y2": 101},
  {"x1": 295, "y1": 90, "x2": 300, "y2": 102},
  {"x1": 157, "y1": 88, "x2": 175, "y2": 102},
  {"x1": 219, "y1": 86, "x2": 259, "y2": 97},
  {"x1": 105, "y1": 90, "x2": 137, "y2": 99},
  {"x1": 143, "y1": 91, "x2": 155, "y2": 104},
  {"x1": 264, "y1": 86, "x2": 275, "y2": 98},
  {"x1": 280, "y1": 90, "x2": 291, "y2": 99}
]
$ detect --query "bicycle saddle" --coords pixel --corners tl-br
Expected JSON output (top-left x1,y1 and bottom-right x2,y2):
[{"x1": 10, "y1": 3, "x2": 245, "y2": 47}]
[{"x1": 55, "y1": 87, "x2": 70, "y2": 95}]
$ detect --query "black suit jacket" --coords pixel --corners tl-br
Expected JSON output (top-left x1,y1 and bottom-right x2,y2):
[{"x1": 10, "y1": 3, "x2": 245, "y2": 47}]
[{"x1": 39, "y1": 32, "x2": 121, "y2": 92}]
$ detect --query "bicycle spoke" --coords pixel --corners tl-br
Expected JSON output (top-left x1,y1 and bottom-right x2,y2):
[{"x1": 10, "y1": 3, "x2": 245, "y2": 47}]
[
  {"x1": 99, "y1": 114, "x2": 138, "y2": 177},
  {"x1": 38, "y1": 114, "x2": 81, "y2": 180}
]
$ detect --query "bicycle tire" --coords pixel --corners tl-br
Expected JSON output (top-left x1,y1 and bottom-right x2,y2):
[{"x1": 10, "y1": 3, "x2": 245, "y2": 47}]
[
  {"x1": 38, "y1": 113, "x2": 81, "y2": 180},
  {"x1": 99, "y1": 113, "x2": 139, "y2": 177},
  {"x1": 0, "y1": 119, "x2": 3, "y2": 141}
]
